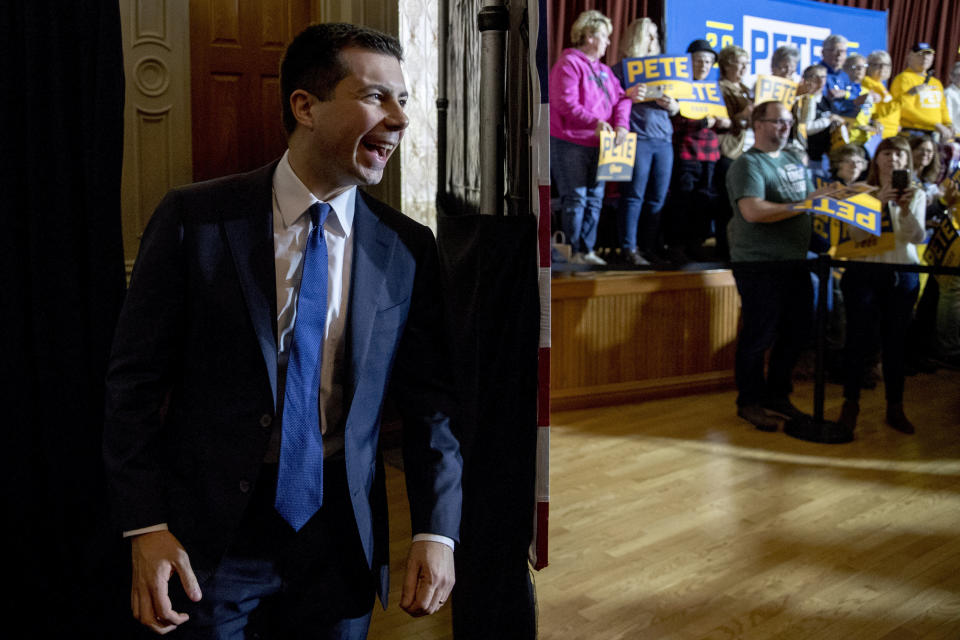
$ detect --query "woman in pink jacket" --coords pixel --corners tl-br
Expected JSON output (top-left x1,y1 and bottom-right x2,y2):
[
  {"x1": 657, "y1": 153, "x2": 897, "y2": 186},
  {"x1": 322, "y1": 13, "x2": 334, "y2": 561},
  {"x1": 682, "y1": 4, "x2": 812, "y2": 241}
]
[{"x1": 550, "y1": 10, "x2": 632, "y2": 265}]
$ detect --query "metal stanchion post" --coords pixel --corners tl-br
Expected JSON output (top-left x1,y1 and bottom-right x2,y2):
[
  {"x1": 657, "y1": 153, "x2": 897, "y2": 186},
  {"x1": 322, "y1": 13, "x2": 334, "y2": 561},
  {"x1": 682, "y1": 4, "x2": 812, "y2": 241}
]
[{"x1": 785, "y1": 253, "x2": 853, "y2": 443}]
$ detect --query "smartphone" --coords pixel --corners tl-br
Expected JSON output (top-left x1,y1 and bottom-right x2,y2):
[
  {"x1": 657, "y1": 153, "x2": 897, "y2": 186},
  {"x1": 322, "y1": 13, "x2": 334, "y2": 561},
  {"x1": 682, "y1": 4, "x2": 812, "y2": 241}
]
[{"x1": 891, "y1": 169, "x2": 910, "y2": 191}]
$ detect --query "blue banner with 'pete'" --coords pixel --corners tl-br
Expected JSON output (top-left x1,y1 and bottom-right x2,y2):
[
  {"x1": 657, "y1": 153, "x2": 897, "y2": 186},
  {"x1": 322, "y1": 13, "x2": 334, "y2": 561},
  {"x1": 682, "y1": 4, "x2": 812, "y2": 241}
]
[
  {"x1": 664, "y1": 0, "x2": 886, "y2": 86},
  {"x1": 619, "y1": 54, "x2": 728, "y2": 119}
]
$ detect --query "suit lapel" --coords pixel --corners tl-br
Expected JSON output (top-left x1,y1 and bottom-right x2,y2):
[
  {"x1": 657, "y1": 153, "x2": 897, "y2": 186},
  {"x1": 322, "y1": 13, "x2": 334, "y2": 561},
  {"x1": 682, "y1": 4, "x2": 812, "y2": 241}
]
[
  {"x1": 222, "y1": 164, "x2": 279, "y2": 408},
  {"x1": 346, "y1": 192, "x2": 397, "y2": 407}
]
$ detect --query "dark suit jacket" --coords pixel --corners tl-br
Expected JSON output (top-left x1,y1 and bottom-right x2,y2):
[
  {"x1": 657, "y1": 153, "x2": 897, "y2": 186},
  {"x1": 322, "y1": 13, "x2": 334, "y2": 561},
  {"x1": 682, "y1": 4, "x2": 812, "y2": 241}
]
[{"x1": 103, "y1": 161, "x2": 462, "y2": 605}]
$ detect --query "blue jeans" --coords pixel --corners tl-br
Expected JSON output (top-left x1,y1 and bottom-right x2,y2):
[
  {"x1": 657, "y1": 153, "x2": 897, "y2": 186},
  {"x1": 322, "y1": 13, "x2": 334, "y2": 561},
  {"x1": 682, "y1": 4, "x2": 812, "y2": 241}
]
[
  {"x1": 551, "y1": 136, "x2": 604, "y2": 253},
  {"x1": 617, "y1": 138, "x2": 672, "y2": 252},
  {"x1": 842, "y1": 268, "x2": 920, "y2": 403}
]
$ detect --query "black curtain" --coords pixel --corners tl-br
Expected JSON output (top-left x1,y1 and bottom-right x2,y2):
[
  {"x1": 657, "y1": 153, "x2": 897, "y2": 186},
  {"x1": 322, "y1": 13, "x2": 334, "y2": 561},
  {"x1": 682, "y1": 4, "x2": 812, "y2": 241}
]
[
  {"x1": 1, "y1": 1, "x2": 131, "y2": 635},
  {"x1": 438, "y1": 215, "x2": 541, "y2": 639}
]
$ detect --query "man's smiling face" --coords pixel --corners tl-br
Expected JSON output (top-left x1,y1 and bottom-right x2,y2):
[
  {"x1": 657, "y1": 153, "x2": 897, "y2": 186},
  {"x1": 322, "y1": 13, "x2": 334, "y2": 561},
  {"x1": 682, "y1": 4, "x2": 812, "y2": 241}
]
[{"x1": 302, "y1": 47, "x2": 409, "y2": 197}]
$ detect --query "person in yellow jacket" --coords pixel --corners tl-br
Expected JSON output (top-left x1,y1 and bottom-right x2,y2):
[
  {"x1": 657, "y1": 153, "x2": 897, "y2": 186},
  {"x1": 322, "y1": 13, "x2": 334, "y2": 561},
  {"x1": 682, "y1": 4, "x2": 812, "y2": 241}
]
[
  {"x1": 862, "y1": 50, "x2": 900, "y2": 139},
  {"x1": 890, "y1": 42, "x2": 953, "y2": 141}
]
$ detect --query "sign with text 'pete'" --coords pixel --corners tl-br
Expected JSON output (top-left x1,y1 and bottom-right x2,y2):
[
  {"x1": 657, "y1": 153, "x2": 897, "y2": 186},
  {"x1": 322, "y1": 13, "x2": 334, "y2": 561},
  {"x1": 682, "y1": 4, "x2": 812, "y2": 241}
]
[
  {"x1": 619, "y1": 55, "x2": 729, "y2": 119},
  {"x1": 664, "y1": 0, "x2": 887, "y2": 86},
  {"x1": 597, "y1": 131, "x2": 637, "y2": 182}
]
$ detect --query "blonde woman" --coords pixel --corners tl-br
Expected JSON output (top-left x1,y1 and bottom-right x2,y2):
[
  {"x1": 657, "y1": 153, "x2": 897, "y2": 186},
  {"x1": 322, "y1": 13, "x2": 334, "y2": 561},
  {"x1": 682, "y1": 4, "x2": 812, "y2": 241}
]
[
  {"x1": 611, "y1": 18, "x2": 678, "y2": 264},
  {"x1": 549, "y1": 10, "x2": 632, "y2": 265}
]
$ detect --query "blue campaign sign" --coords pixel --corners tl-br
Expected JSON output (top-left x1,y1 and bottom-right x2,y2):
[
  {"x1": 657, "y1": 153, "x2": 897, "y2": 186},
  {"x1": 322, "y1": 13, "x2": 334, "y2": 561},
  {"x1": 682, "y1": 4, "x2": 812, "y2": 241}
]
[{"x1": 664, "y1": 0, "x2": 887, "y2": 85}]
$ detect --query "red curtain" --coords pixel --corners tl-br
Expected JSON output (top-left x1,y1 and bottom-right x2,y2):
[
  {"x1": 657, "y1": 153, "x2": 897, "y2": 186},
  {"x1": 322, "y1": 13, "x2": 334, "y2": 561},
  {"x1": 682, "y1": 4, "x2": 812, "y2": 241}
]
[
  {"x1": 549, "y1": 0, "x2": 960, "y2": 84},
  {"x1": 548, "y1": 0, "x2": 662, "y2": 68}
]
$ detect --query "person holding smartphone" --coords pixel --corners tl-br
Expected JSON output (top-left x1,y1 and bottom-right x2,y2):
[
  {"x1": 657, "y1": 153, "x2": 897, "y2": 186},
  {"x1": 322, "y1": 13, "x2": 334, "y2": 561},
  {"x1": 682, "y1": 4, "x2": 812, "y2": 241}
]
[{"x1": 836, "y1": 136, "x2": 926, "y2": 435}]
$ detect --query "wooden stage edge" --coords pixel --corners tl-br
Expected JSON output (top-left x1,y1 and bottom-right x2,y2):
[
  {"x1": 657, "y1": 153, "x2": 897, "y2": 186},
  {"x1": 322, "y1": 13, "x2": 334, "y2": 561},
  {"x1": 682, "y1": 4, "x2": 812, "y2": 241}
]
[
  {"x1": 550, "y1": 370, "x2": 735, "y2": 411},
  {"x1": 550, "y1": 267, "x2": 740, "y2": 411}
]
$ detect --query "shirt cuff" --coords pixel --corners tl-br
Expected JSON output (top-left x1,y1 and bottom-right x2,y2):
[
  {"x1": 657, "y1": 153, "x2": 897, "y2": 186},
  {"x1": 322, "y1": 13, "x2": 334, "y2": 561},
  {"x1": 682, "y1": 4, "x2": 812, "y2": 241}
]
[
  {"x1": 123, "y1": 523, "x2": 169, "y2": 538},
  {"x1": 412, "y1": 533, "x2": 455, "y2": 551}
]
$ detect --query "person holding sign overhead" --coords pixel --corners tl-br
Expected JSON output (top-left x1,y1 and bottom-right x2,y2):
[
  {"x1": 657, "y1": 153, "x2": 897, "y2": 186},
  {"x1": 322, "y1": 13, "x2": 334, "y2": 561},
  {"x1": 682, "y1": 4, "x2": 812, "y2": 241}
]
[
  {"x1": 611, "y1": 18, "x2": 679, "y2": 266},
  {"x1": 836, "y1": 136, "x2": 926, "y2": 435},
  {"x1": 550, "y1": 10, "x2": 632, "y2": 266}
]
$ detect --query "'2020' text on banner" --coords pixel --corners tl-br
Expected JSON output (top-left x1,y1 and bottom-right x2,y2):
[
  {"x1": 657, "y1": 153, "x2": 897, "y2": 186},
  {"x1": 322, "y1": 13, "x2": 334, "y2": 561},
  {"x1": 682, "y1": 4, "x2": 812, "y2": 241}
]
[{"x1": 664, "y1": 0, "x2": 886, "y2": 86}]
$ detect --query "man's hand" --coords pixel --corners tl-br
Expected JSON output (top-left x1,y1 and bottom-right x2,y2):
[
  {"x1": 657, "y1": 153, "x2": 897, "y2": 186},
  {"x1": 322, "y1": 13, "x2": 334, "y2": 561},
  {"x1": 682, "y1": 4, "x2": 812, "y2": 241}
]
[
  {"x1": 399, "y1": 540, "x2": 454, "y2": 617},
  {"x1": 810, "y1": 182, "x2": 839, "y2": 199},
  {"x1": 828, "y1": 87, "x2": 847, "y2": 100},
  {"x1": 130, "y1": 530, "x2": 202, "y2": 634},
  {"x1": 935, "y1": 122, "x2": 953, "y2": 141}
]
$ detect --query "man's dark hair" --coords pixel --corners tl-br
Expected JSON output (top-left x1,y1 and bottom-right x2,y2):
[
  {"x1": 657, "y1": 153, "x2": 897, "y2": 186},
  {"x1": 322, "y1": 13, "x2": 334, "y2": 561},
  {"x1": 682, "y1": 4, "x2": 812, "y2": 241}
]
[
  {"x1": 750, "y1": 100, "x2": 783, "y2": 126},
  {"x1": 280, "y1": 23, "x2": 404, "y2": 134}
]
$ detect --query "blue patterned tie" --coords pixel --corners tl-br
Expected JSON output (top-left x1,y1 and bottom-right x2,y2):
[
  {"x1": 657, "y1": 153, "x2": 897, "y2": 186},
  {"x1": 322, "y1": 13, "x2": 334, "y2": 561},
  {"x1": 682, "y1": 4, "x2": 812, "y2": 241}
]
[{"x1": 275, "y1": 201, "x2": 331, "y2": 531}]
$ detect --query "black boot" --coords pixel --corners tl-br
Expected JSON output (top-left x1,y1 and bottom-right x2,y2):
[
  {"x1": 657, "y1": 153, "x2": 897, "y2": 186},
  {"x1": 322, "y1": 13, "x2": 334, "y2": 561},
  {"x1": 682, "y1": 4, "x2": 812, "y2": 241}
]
[{"x1": 886, "y1": 402, "x2": 915, "y2": 434}]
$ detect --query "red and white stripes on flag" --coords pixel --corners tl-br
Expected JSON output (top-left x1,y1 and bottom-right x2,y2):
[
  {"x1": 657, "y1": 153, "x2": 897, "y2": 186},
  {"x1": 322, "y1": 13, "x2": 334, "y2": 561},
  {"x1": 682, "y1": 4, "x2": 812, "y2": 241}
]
[{"x1": 529, "y1": 0, "x2": 550, "y2": 572}]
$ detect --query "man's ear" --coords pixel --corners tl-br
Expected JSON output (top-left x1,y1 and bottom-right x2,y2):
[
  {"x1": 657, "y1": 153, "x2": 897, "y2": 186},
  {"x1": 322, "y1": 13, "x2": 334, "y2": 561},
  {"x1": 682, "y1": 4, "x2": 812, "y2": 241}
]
[{"x1": 290, "y1": 89, "x2": 314, "y2": 129}]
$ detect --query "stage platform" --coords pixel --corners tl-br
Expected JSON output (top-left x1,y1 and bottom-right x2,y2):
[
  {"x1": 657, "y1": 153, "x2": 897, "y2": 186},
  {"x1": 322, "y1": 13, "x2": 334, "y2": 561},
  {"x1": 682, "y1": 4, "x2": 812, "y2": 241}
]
[{"x1": 550, "y1": 267, "x2": 739, "y2": 410}]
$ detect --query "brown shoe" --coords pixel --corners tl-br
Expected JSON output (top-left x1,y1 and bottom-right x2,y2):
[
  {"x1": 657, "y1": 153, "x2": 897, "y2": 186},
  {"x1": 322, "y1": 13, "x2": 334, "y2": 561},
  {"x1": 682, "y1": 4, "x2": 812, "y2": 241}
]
[
  {"x1": 886, "y1": 402, "x2": 915, "y2": 434},
  {"x1": 837, "y1": 400, "x2": 859, "y2": 431}
]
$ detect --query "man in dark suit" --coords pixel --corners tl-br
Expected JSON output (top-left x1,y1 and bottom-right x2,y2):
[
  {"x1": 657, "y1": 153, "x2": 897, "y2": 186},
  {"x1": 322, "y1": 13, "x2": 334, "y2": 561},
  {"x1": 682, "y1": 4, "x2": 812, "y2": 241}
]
[{"x1": 103, "y1": 23, "x2": 462, "y2": 638}]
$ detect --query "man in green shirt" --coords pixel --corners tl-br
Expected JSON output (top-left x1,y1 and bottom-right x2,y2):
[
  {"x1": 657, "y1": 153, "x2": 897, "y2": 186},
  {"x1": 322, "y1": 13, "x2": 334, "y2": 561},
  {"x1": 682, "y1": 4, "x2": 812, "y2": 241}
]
[{"x1": 726, "y1": 100, "x2": 825, "y2": 431}]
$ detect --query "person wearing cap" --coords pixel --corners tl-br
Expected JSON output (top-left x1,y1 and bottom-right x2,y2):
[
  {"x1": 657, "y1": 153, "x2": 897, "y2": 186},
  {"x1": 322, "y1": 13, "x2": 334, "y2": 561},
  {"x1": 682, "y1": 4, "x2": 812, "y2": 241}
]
[
  {"x1": 663, "y1": 39, "x2": 730, "y2": 262},
  {"x1": 890, "y1": 42, "x2": 953, "y2": 141}
]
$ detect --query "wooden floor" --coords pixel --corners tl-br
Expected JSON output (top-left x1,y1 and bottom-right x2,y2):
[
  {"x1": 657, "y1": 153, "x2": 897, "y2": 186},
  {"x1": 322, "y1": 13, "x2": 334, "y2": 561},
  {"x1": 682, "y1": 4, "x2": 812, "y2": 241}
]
[{"x1": 370, "y1": 368, "x2": 960, "y2": 639}]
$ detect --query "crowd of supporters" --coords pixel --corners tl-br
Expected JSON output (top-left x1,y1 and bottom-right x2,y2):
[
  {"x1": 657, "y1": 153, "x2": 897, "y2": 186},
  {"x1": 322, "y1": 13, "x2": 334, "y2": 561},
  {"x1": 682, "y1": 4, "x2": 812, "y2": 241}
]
[{"x1": 549, "y1": 10, "x2": 960, "y2": 435}]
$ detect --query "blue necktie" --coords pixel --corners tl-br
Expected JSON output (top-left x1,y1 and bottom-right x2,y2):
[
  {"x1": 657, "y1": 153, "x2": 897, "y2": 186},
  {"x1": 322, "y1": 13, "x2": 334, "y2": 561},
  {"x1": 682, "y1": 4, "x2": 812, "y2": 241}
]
[{"x1": 275, "y1": 201, "x2": 331, "y2": 531}]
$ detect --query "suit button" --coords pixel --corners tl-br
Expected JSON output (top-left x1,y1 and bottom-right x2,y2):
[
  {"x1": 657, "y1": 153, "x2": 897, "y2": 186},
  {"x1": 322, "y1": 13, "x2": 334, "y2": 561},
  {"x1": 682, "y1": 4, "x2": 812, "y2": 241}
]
[
  {"x1": 259, "y1": 414, "x2": 272, "y2": 428},
  {"x1": 239, "y1": 480, "x2": 251, "y2": 493}
]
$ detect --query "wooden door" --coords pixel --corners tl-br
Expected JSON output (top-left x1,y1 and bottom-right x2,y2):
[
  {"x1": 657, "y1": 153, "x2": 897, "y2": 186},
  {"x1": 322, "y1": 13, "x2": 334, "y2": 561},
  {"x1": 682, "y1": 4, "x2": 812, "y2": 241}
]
[{"x1": 190, "y1": 0, "x2": 313, "y2": 181}]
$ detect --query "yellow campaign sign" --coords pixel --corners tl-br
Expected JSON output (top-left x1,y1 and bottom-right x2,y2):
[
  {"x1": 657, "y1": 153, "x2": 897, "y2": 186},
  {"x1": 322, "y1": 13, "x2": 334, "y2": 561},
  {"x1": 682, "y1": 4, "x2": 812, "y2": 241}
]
[
  {"x1": 949, "y1": 167, "x2": 960, "y2": 191},
  {"x1": 806, "y1": 191, "x2": 882, "y2": 236},
  {"x1": 833, "y1": 213, "x2": 895, "y2": 259},
  {"x1": 620, "y1": 54, "x2": 695, "y2": 100},
  {"x1": 923, "y1": 211, "x2": 960, "y2": 267},
  {"x1": 596, "y1": 130, "x2": 637, "y2": 182},
  {"x1": 753, "y1": 75, "x2": 798, "y2": 108},
  {"x1": 677, "y1": 81, "x2": 729, "y2": 119}
]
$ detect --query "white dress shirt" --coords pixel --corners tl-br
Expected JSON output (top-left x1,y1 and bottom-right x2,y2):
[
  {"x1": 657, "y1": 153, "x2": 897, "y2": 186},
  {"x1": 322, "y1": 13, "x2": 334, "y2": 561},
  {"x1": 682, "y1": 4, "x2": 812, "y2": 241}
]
[{"x1": 272, "y1": 150, "x2": 353, "y2": 460}]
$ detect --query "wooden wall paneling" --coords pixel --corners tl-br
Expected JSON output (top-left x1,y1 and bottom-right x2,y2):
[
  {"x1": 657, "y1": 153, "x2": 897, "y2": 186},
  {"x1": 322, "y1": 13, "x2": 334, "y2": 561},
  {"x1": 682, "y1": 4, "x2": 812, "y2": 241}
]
[
  {"x1": 551, "y1": 271, "x2": 739, "y2": 410},
  {"x1": 120, "y1": 0, "x2": 193, "y2": 275},
  {"x1": 135, "y1": 108, "x2": 172, "y2": 226}
]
